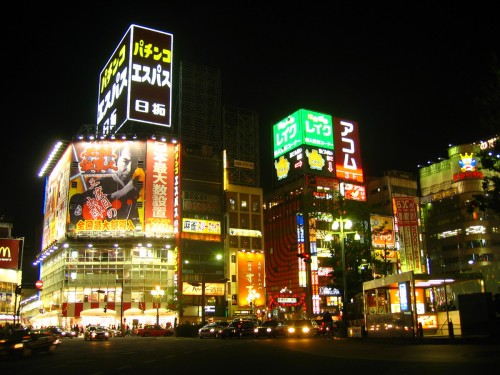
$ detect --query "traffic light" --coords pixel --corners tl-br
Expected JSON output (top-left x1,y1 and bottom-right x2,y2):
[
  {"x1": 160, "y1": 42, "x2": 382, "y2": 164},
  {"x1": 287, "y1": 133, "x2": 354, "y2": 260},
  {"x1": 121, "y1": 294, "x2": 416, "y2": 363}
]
[
  {"x1": 297, "y1": 252, "x2": 312, "y2": 263},
  {"x1": 104, "y1": 305, "x2": 107, "y2": 313},
  {"x1": 15, "y1": 285, "x2": 22, "y2": 295}
]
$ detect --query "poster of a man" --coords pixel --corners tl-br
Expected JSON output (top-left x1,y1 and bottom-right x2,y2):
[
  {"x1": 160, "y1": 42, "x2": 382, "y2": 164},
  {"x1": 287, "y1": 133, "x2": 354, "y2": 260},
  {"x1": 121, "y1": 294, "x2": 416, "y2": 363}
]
[{"x1": 69, "y1": 141, "x2": 145, "y2": 233}]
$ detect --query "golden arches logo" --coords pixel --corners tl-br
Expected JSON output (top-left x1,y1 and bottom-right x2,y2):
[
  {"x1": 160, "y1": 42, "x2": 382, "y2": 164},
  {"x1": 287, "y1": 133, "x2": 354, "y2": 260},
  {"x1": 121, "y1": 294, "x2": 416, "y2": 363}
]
[{"x1": 0, "y1": 246, "x2": 11, "y2": 257}]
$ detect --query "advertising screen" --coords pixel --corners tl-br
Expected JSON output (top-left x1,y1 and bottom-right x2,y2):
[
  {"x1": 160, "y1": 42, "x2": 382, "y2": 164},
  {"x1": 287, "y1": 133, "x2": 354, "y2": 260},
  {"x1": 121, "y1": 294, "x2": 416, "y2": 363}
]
[{"x1": 97, "y1": 24, "x2": 173, "y2": 133}]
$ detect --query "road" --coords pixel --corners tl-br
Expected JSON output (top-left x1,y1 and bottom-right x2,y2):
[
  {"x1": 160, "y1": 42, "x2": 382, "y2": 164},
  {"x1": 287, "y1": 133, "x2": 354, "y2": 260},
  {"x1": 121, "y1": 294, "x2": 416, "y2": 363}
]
[{"x1": 2, "y1": 335, "x2": 498, "y2": 374}]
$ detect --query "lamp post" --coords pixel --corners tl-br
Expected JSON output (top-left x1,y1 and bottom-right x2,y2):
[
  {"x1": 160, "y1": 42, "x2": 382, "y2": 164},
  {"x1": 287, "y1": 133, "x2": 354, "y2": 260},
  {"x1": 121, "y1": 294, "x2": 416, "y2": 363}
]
[
  {"x1": 247, "y1": 289, "x2": 260, "y2": 315},
  {"x1": 331, "y1": 216, "x2": 360, "y2": 336},
  {"x1": 150, "y1": 286, "x2": 164, "y2": 326}
]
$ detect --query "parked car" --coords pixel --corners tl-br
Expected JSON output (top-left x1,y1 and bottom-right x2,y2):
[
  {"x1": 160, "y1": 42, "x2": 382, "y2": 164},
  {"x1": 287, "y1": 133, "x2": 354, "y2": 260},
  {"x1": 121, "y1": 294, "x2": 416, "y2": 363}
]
[
  {"x1": 198, "y1": 321, "x2": 229, "y2": 338},
  {"x1": 254, "y1": 320, "x2": 288, "y2": 338},
  {"x1": 287, "y1": 319, "x2": 320, "y2": 337},
  {"x1": 133, "y1": 324, "x2": 174, "y2": 337},
  {"x1": 217, "y1": 319, "x2": 257, "y2": 339},
  {"x1": 0, "y1": 328, "x2": 58, "y2": 358},
  {"x1": 84, "y1": 326, "x2": 110, "y2": 341}
]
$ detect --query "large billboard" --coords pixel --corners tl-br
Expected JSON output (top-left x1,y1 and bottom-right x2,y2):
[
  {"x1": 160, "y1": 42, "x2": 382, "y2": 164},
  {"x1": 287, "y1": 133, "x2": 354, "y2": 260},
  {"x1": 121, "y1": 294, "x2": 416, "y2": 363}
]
[
  {"x1": 393, "y1": 196, "x2": 422, "y2": 273},
  {"x1": 97, "y1": 24, "x2": 173, "y2": 133},
  {"x1": 42, "y1": 146, "x2": 72, "y2": 249},
  {"x1": 64, "y1": 140, "x2": 177, "y2": 238},
  {"x1": 237, "y1": 252, "x2": 266, "y2": 308},
  {"x1": 273, "y1": 109, "x2": 334, "y2": 158}
]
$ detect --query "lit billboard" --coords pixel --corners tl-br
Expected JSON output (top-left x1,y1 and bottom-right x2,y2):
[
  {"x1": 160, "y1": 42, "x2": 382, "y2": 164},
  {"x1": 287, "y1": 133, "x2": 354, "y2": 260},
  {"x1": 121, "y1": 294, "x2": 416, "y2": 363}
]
[
  {"x1": 97, "y1": 24, "x2": 173, "y2": 133},
  {"x1": 333, "y1": 118, "x2": 364, "y2": 183},
  {"x1": 237, "y1": 252, "x2": 266, "y2": 308},
  {"x1": 64, "y1": 140, "x2": 177, "y2": 238},
  {"x1": 273, "y1": 109, "x2": 334, "y2": 158},
  {"x1": 42, "y1": 146, "x2": 72, "y2": 250},
  {"x1": 393, "y1": 196, "x2": 422, "y2": 273},
  {"x1": 145, "y1": 140, "x2": 178, "y2": 237},
  {"x1": 0, "y1": 238, "x2": 20, "y2": 270}
]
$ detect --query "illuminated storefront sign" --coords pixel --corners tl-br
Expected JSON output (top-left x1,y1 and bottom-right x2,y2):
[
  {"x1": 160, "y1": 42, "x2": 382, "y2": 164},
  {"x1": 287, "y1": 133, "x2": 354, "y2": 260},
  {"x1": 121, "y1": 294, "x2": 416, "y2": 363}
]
[
  {"x1": 97, "y1": 24, "x2": 173, "y2": 132},
  {"x1": 182, "y1": 219, "x2": 221, "y2": 234},
  {"x1": 0, "y1": 238, "x2": 19, "y2": 270},
  {"x1": 229, "y1": 228, "x2": 262, "y2": 237},
  {"x1": 370, "y1": 214, "x2": 395, "y2": 248},
  {"x1": 334, "y1": 118, "x2": 364, "y2": 183},
  {"x1": 182, "y1": 282, "x2": 225, "y2": 296},
  {"x1": 273, "y1": 109, "x2": 334, "y2": 158},
  {"x1": 453, "y1": 152, "x2": 484, "y2": 181},
  {"x1": 341, "y1": 182, "x2": 366, "y2": 201},
  {"x1": 237, "y1": 252, "x2": 265, "y2": 308},
  {"x1": 145, "y1": 140, "x2": 176, "y2": 236}
]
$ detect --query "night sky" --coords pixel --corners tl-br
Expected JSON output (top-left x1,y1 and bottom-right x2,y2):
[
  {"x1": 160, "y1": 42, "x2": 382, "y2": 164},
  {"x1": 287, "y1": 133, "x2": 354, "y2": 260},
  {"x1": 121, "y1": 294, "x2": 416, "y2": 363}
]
[{"x1": 3, "y1": 2, "x2": 499, "y2": 283}]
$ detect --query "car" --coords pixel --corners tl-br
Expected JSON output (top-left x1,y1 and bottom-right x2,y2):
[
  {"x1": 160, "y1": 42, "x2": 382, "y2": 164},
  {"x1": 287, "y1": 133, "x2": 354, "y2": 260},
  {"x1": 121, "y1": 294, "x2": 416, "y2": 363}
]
[
  {"x1": 0, "y1": 328, "x2": 58, "y2": 358},
  {"x1": 109, "y1": 329, "x2": 126, "y2": 337},
  {"x1": 217, "y1": 319, "x2": 257, "y2": 339},
  {"x1": 287, "y1": 319, "x2": 320, "y2": 337},
  {"x1": 43, "y1": 326, "x2": 64, "y2": 344},
  {"x1": 253, "y1": 320, "x2": 288, "y2": 338},
  {"x1": 133, "y1": 324, "x2": 174, "y2": 337},
  {"x1": 84, "y1": 326, "x2": 110, "y2": 341},
  {"x1": 60, "y1": 328, "x2": 78, "y2": 338},
  {"x1": 198, "y1": 321, "x2": 229, "y2": 338}
]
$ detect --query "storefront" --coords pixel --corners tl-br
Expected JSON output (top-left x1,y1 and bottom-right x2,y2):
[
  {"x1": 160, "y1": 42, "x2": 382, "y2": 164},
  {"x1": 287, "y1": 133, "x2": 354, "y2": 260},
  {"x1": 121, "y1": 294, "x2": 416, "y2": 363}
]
[{"x1": 362, "y1": 270, "x2": 483, "y2": 338}]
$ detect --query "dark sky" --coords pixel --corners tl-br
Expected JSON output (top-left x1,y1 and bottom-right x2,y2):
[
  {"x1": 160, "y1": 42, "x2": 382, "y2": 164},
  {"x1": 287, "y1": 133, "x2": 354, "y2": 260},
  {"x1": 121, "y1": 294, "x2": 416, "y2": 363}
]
[{"x1": 3, "y1": 3, "x2": 499, "y2": 283}]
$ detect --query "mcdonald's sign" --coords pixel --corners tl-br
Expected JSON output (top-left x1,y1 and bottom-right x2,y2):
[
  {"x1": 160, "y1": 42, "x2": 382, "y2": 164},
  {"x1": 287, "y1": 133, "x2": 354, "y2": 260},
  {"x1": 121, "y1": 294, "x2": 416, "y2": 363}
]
[{"x1": 0, "y1": 238, "x2": 20, "y2": 270}]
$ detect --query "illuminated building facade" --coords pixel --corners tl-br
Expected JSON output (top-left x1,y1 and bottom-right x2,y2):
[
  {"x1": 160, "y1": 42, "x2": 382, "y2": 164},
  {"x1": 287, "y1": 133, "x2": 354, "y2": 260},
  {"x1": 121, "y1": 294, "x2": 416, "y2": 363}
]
[
  {"x1": 419, "y1": 136, "x2": 500, "y2": 294},
  {"x1": 264, "y1": 110, "x2": 366, "y2": 319}
]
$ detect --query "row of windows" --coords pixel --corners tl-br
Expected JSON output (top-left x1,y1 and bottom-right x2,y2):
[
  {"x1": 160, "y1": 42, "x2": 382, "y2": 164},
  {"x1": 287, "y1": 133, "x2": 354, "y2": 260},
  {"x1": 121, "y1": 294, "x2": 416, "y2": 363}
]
[{"x1": 226, "y1": 192, "x2": 261, "y2": 212}]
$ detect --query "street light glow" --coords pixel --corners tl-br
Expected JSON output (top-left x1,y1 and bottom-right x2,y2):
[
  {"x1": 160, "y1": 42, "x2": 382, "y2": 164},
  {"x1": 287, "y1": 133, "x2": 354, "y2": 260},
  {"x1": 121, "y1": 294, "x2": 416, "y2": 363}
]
[
  {"x1": 151, "y1": 286, "x2": 165, "y2": 326},
  {"x1": 331, "y1": 216, "x2": 360, "y2": 336}
]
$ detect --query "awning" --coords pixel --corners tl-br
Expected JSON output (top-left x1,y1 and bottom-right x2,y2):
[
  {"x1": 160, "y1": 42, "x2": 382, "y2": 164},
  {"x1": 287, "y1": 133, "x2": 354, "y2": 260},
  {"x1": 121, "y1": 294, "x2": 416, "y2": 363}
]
[
  {"x1": 80, "y1": 308, "x2": 116, "y2": 317},
  {"x1": 143, "y1": 308, "x2": 175, "y2": 316},
  {"x1": 124, "y1": 308, "x2": 144, "y2": 316}
]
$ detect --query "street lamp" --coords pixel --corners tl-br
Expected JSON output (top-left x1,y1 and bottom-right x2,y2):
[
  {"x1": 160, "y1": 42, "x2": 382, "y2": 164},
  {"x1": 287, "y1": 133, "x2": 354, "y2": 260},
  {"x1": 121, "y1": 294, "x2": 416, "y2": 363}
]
[
  {"x1": 150, "y1": 286, "x2": 165, "y2": 326},
  {"x1": 247, "y1": 289, "x2": 260, "y2": 314},
  {"x1": 331, "y1": 216, "x2": 360, "y2": 336}
]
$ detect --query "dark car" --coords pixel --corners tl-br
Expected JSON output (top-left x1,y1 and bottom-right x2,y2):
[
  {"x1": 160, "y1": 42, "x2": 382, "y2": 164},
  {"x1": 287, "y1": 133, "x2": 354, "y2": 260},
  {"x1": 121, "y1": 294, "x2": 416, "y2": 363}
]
[
  {"x1": 84, "y1": 326, "x2": 110, "y2": 341},
  {"x1": 287, "y1": 319, "x2": 320, "y2": 337},
  {"x1": 0, "y1": 328, "x2": 58, "y2": 358},
  {"x1": 198, "y1": 321, "x2": 229, "y2": 339},
  {"x1": 217, "y1": 319, "x2": 256, "y2": 339},
  {"x1": 60, "y1": 328, "x2": 77, "y2": 338},
  {"x1": 253, "y1": 320, "x2": 288, "y2": 338}
]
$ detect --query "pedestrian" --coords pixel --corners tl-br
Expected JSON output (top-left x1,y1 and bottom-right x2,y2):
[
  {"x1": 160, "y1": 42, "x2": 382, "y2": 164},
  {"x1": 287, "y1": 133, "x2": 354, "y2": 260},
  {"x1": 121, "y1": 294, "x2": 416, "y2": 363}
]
[{"x1": 322, "y1": 310, "x2": 333, "y2": 339}]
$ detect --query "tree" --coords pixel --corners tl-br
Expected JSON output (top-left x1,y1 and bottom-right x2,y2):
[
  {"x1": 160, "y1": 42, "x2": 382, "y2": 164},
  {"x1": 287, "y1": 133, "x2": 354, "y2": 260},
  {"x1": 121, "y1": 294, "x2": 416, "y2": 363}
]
[{"x1": 470, "y1": 52, "x2": 500, "y2": 214}]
